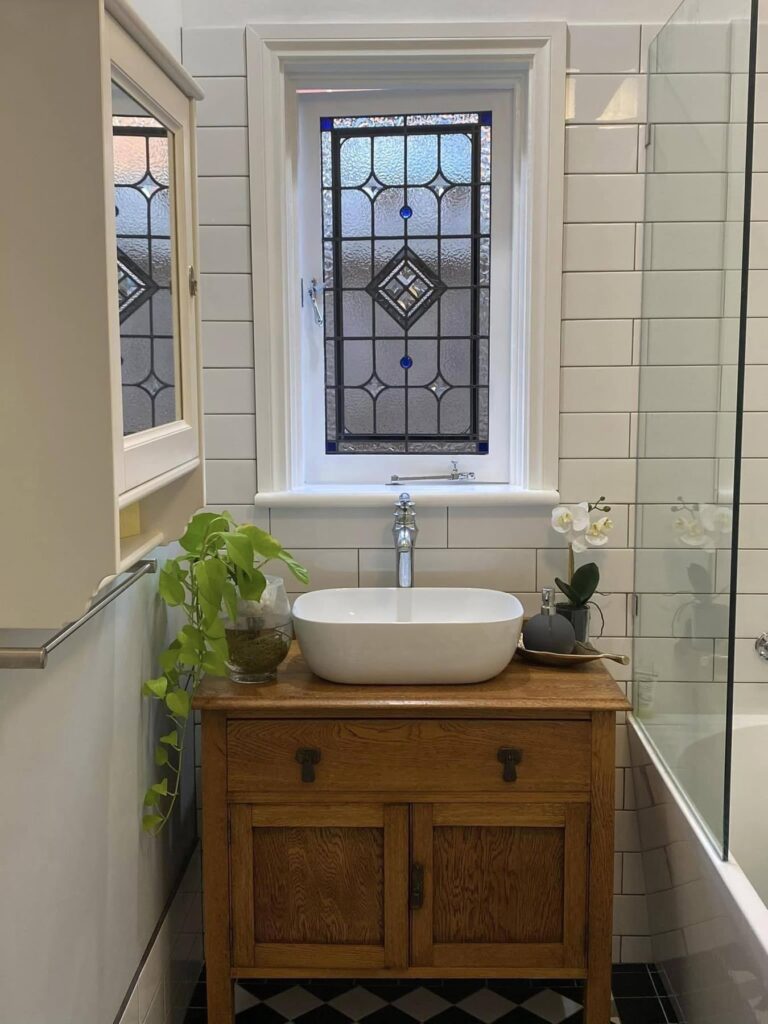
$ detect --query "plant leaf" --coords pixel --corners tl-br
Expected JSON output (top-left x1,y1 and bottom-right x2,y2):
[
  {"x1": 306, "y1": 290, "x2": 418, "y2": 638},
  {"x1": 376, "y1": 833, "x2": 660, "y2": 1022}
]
[
  {"x1": 223, "y1": 532, "x2": 254, "y2": 574},
  {"x1": 158, "y1": 565, "x2": 185, "y2": 606},
  {"x1": 159, "y1": 730, "x2": 179, "y2": 748},
  {"x1": 155, "y1": 745, "x2": 169, "y2": 766},
  {"x1": 142, "y1": 676, "x2": 168, "y2": 699},
  {"x1": 142, "y1": 814, "x2": 164, "y2": 833},
  {"x1": 158, "y1": 647, "x2": 181, "y2": 673},
  {"x1": 202, "y1": 650, "x2": 228, "y2": 676},
  {"x1": 221, "y1": 579, "x2": 239, "y2": 623},
  {"x1": 276, "y1": 550, "x2": 310, "y2": 584},
  {"x1": 238, "y1": 568, "x2": 266, "y2": 602},
  {"x1": 179, "y1": 512, "x2": 230, "y2": 554},
  {"x1": 554, "y1": 577, "x2": 581, "y2": 606},
  {"x1": 570, "y1": 562, "x2": 600, "y2": 604},
  {"x1": 143, "y1": 778, "x2": 169, "y2": 805},
  {"x1": 165, "y1": 689, "x2": 191, "y2": 718},
  {"x1": 238, "y1": 524, "x2": 283, "y2": 559}
]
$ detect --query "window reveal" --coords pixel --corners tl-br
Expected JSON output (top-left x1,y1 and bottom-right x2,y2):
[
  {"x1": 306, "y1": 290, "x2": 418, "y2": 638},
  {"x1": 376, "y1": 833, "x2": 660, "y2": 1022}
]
[{"x1": 320, "y1": 112, "x2": 492, "y2": 455}]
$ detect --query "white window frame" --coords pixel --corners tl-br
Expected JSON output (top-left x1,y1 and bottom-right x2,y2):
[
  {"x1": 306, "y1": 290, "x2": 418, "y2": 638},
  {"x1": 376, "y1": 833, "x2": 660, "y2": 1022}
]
[{"x1": 246, "y1": 21, "x2": 565, "y2": 507}]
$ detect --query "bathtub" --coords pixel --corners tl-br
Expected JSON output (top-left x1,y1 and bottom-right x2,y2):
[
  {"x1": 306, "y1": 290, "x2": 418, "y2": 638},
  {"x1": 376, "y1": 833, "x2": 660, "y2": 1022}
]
[{"x1": 628, "y1": 714, "x2": 768, "y2": 1024}]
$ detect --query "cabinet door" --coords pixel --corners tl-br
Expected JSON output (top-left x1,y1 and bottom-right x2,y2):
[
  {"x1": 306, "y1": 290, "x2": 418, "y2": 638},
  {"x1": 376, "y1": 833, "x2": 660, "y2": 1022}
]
[
  {"x1": 230, "y1": 803, "x2": 409, "y2": 970},
  {"x1": 411, "y1": 802, "x2": 588, "y2": 970}
]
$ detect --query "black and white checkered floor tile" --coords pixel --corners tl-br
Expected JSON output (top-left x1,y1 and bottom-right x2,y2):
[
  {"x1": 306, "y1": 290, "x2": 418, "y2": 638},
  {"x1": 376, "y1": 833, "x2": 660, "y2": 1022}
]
[{"x1": 183, "y1": 964, "x2": 677, "y2": 1024}]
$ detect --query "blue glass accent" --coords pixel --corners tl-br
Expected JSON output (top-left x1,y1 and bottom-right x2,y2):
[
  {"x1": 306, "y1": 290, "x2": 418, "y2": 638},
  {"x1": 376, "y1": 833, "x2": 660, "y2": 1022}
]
[
  {"x1": 400, "y1": 355, "x2": 413, "y2": 369},
  {"x1": 399, "y1": 204, "x2": 413, "y2": 220},
  {"x1": 480, "y1": 110, "x2": 493, "y2": 126},
  {"x1": 478, "y1": 442, "x2": 489, "y2": 454},
  {"x1": 320, "y1": 117, "x2": 333, "y2": 131},
  {"x1": 325, "y1": 440, "x2": 338, "y2": 453}
]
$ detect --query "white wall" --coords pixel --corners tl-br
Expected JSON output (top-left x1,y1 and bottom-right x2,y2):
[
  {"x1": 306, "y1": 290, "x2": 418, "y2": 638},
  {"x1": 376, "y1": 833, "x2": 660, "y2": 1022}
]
[{"x1": 182, "y1": 9, "x2": 688, "y2": 959}]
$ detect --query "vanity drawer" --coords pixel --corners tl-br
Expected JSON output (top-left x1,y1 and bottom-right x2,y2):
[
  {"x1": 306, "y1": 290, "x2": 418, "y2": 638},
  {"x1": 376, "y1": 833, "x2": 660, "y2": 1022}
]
[{"x1": 226, "y1": 719, "x2": 591, "y2": 794}]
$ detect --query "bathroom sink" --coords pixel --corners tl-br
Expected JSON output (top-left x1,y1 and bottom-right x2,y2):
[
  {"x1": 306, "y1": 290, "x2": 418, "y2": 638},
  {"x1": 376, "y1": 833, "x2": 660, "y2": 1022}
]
[{"x1": 292, "y1": 588, "x2": 524, "y2": 685}]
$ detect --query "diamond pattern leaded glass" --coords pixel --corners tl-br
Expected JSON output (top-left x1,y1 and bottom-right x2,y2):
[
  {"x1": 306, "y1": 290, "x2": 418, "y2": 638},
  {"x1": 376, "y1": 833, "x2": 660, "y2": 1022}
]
[
  {"x1": 320, "y1": 110, "x2": 492, "y2": 455},
  {"x1": 112, "y1": 82, "x2": 178, "y2": 437}
]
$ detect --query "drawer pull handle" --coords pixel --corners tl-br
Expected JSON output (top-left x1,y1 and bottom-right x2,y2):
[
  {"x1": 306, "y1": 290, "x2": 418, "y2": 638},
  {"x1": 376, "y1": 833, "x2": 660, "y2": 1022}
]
[
  {"x1": 497, "y1": 746, "x2": 523, "y2": 782},
  {"x1": 295, "y1": 747, "x2": 321, "y2": 783},
  {"x1": 410, "y1": 863, "x2": 424, "y2": 910}
]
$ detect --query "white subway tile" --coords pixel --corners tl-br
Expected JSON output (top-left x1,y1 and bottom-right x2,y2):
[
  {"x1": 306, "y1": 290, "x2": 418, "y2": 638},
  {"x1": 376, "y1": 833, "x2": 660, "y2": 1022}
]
[
  {"x1": 197, "y1": 127, "x2": 248, "y2": 176},
  {"x1": 642, "y1": 270, "x2": 724, "y2": 319},
  {"x1": 562, "y1": 272, "x2": 642, "y2": 320},
  {"x1": 740, "y1": 460, "x2": 768, "y2": 503},
  {"x1": 205, "y1": 459, "x2": 257, "y2": 504},
  {"x1": 615, "y1": 809, "x2": 642, "y2": 852},
  {"x1": 644, "y1": 173, "x2": 726, "y2": 222},
  {"x1": 204, "y1": 414, "x2": 256, "y2": 459},
  {"x1": 636, "y1": 457, "x2": 716, "y2": 503},
  {"x1": 559, "y1": 413, "x2": 630, "y2": 458},
  {"x1": 359, "y1": 547, "x2": 536, "y2": 591},
  {"x1": 567, "y1": 75, "x2": 645, "y2": 125},
  {"x1": 648, "y1": 73, "x2": 730, "y2": 124},
  {"x1": 737, "y1": 503, "x2": 768, "y2": 548},
  {"x1": 537, "y1": 546, "x2": 634, "y2": 593},
  {"x1": 635, "y1": 549, "x2": 716, "y2": 594},
  {"x1": 643, "y1": 318, "x2": 721, "y2": 365},
  {"x1": 736, "y1": 549, "x2": 768, "y2": 593},
  {"x1": 269, "y1": 549, "x2": 358, "y2": 593},
  {"x1": 650, "y1": 123, "x2": 728, "y2": 173},
  {"x1": 200, "y1": 226, "x2": 251, "y2": 274},
  {"x1": 198, "y1": 177, "x2": 250, "y2": 225},
  {"x1": 202, "y1": 368, "x2": 255, "y2": 414},
  {"x1": 563, "y1": 223, "x2": 635, "y2": 272},
  {"x1": 559, "y1": 459, "x2": 636, "y2": 503},
  {"x1": 645, "y1": 222, "x2": 725, "y2": 271},
  {"x1": 735, "y1": 594, "x2": 768, "y2": 638},
  {"x1": 621, "y1": 936, "x2": 653, "y2": 962},
  {"x1": 637, "y1": 365, "x2": 719, "y2": 412},
  {"x1": 182, "y1": 26, "x2": 246, "y2": 75},
  {"x1": 744, "y1": 366, "x2": 768, "y2": 412},
  {"x1": 638, "y1": 412, "x2": 718, "y2": 459},
  {"x1": 565, "y1": 174, "x2": 645, "y2": 223},
  {"x1": 568, "y1": 25, "x2": 640, "y2": 74},
  {"x1": 449, "y1": 505, "x2": 627, "y2": 551},
  {"x1": 747, "y1": 319, "x2": 768, "y2": 363},
  {"x1": 270, "y1": 506, "x2": 447, "y2": 549},
  {"x1": 560, "y1": 366, "x2": 639, "y2": 413},
  {"x1": 734, "y1": 638, "x2": 768, "y2": 683},
  {"x1": 561, "y1": 320, "x2": 634, "y2": 366},
  {"x1": 202, "y1": 321, "x2": 254, "y2": 368},
  {"x1": 748, "y1": 271, "x2": 768, "y2": 317},
  {"x1": 201, "y1": 274, "x2": 252, "y2": 320},
  {"x1": 622, "y1": 853, "x2": 646, "y2": 895},
  {"x1": 196, "y1": 77, "x2": 247, "y2": 127},
  {"x1": 565, "y1": 125, "x2": 638, "y2": 174},
  {"x1": 649, "y1": 22, "x2": 731, "y2": 73}
]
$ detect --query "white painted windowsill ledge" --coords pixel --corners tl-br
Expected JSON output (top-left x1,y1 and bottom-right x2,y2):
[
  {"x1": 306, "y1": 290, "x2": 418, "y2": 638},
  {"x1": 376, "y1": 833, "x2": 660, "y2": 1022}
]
[{"x1": 253, "y1": 485, "x2": 561, "y2": 508}]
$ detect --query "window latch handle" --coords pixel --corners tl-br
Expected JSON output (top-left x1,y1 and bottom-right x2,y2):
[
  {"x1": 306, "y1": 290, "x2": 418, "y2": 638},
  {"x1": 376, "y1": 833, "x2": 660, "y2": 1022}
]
[{"x1": 307, "y1": 278, "x2": 324, "y2": 325}]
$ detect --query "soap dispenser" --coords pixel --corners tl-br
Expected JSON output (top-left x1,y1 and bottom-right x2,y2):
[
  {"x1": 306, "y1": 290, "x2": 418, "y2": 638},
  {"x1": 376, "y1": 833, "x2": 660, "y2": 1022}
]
[{"x1": 522, "y1": 587, "x2": 576, "y2": 654}]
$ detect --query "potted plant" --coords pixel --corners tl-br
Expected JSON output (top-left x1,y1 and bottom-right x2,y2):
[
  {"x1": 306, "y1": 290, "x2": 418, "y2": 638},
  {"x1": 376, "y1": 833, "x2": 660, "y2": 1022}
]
[
  {"x1": 550, "y1": 497, "x2": 613, "y2": 642},
  {"x1": 141, "y1": 510, "x2": 308, "y2": 835}
]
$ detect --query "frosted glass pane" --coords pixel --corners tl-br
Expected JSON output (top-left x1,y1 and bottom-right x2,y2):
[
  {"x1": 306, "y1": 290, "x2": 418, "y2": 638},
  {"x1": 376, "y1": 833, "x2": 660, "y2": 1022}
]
[
  {"x1": 441, "y1": 289, "x2": 472, "y2": 335},
  {"x1": 441, "y1": 338, "x2": 472, "y2": 385},
  {"x1": 375, "y1": 389, "x2": 405, "y2": 432},
  {"x1": 407, "y1": 187, "x2": 438, "y2": 236},
  {"x1": 342, "y1": 291, "x2": 373, "y2": 337},
  {"x1": 374, "y1": 135, "x2": 405, "y2": 185},
  {"x1": 441, "y1": 238, "x2": 472, "y2": 286},
  {"x1": 340, "y1": 135, "x2": 372, "y2": 186},
  {"x1": 341, "y1": 241, "x2": 372, "y2": 287},
  {"x1": 375, "y1": 339, "x2": 406, "y2": 384},
  {"x1": 343, "y1": 339, "x2": 374, "y2": 386},
  {"x1": 407, "y1": 134, "x2": 438, "y2": 184},
  {"x1": 373, "y1": 187, "x2": 406, "y2": 237},
  {"x1": 343, "y1": 389, "x2": 373, "y2": 433},
  {"x1": 441, "y1": 132, "x2": 473, "y2": 183},
  {"x1": 341, "y1": 189, "x2": 372, "y2": 237},
  {"x1": 408, "y1": 390, "x2": 438, "y2": 433},
  {"x1": 441, "y1": 185, "x2": 472, "y2": 234},
  {"x1": 439, "y1": 388, "x2": 471, "y2": 433},
  {"x1": 406, "y1": 338, "x2": 438, "y2": 385}
]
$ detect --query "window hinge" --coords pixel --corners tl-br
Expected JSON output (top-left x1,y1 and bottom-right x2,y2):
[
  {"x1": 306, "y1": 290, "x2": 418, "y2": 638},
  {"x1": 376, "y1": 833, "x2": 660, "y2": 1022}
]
[
  {"x1": 388, "y1": 460, "x2": 476, "y2": 485},
  {"x1": 307, "y1": 277, "x2": 324, "y2": 325},
  {"x1": 188, "y1": 265, "x2": 198, "y2": 297}
]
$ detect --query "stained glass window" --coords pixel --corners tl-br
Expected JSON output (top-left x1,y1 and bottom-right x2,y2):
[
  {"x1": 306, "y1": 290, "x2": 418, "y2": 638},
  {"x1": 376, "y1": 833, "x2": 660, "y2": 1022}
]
[
  {"x1": 112, "y1": 82, "x2": 178, "y2": 436},
  {"x1": 320, "y1": 111, "x2": 492, "y2": 454}
]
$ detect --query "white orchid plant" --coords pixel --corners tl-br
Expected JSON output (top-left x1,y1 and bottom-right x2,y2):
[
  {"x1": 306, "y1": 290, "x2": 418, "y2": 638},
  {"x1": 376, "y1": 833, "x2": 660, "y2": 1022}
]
[
  {"x1": 550, "y1": 497, "x2": 614, "y2": 609},
  {"x1": 672, "y1": 499, "x2": 733, "y2": 549}
]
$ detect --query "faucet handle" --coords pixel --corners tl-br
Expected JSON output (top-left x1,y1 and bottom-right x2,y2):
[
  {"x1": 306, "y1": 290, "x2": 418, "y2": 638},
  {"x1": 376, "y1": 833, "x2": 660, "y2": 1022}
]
[{"x1": 396, "y1": 491, "x2": 414, "y2": 509}]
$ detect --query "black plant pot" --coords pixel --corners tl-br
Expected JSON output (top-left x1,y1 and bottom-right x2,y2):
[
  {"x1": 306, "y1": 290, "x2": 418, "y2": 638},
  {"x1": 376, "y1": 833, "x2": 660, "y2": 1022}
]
[{"x1": 555, "y1": 603, "x2": 590, "y2": 643}]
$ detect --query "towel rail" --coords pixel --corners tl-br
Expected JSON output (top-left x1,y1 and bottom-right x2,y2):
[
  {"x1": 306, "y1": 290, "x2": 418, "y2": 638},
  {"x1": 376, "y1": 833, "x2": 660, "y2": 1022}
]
[{"x1": 0, "y1": 559, "x2": 158, "y2": 669}]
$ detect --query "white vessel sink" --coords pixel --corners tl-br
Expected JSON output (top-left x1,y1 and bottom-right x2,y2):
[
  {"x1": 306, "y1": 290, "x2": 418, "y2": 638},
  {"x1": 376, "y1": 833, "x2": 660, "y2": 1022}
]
[{"x1": 292, "y1": 588, "x2": 524, "y2": 685}]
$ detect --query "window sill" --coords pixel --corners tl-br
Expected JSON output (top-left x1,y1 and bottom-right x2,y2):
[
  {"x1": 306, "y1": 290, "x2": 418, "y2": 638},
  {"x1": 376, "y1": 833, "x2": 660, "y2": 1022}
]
[{"x1": 253, "y1": 485, "x2": 560, "y2": 509}]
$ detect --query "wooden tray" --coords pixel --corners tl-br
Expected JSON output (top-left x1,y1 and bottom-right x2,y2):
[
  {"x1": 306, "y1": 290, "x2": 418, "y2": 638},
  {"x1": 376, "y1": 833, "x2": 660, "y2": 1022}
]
[{"x1": 516, "y1": 638, "x2": 630, "y2": 668}]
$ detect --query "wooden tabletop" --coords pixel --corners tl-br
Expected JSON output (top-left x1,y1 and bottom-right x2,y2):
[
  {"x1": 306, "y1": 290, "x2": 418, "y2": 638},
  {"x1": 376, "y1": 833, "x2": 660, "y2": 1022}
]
[{"x1": 193, "y1": 643, "x2": 630, "y2": 717}]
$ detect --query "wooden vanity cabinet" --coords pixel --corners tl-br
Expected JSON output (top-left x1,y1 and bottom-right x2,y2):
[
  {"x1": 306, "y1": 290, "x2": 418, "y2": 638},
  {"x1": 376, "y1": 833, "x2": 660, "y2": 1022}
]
[{"x1": 194, "y1": 647, "x2": 630, "y2": 1024}]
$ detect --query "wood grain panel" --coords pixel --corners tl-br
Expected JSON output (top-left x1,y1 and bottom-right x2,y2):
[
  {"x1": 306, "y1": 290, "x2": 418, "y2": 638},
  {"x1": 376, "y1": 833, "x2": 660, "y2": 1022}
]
[
  {"x1": 194, "y1": 644, "x2": 630, "y2": 715},
  {"x1": 384, "y1": 806, "x2": 409, "y2": 969},
  {"x1": 227, "y1": 719, "x2": 591, "y2": 794},
  {"x1": 252, "y1": 825, "x2": 385, "y2": 945},
  {"x1": 433, "y1": 825, "x2": 564, "y2": 944}
]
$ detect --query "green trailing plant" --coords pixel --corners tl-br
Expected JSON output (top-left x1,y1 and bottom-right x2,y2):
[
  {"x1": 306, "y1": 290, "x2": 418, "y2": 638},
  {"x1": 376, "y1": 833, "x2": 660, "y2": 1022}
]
[{"x1": 141, "y1": 511, "x2": 309, "y2": 835}]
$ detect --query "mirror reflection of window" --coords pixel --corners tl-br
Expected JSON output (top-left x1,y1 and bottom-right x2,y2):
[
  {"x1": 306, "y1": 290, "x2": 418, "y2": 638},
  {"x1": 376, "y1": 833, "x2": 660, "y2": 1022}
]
[{"x1": 111, "y1": 81, "x2": 180, "y2": 436}]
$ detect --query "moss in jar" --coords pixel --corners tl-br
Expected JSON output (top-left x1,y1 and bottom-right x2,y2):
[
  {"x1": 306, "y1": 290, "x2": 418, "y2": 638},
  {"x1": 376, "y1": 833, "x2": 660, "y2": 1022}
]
[{"x1": 225, "y1": 625, "x2": 291, "y2": 674}]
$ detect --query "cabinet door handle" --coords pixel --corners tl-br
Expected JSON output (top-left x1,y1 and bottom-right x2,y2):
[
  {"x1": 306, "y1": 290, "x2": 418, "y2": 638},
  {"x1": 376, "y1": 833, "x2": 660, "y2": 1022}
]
[
  {"x1": 497, "y1": 746, "x2": 523, "y2": 782},
  {"x1": 295, "y1": 747, "x2": 321, "y2": 783},
  {"x1": 410, "y1": 863, "x2": 424, "y2": 910}
]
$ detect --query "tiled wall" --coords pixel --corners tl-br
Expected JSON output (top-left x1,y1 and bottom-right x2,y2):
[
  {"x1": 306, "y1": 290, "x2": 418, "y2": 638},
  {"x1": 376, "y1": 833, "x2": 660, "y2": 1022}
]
[{"x1": 183, "y1": 20, "x2": 663, "y2": 958}]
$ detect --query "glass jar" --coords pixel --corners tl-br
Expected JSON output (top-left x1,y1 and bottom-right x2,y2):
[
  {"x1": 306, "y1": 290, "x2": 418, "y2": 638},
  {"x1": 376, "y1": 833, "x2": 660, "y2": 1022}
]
[{"x1": 222, "y1": 575, "x2": 293, "y2": 683}]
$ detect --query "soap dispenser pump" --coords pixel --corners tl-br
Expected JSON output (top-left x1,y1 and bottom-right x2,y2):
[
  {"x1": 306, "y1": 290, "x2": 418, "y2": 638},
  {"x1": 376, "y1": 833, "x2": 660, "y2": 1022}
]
[{"x1": 521, "y1": 587, "x2": 576, "y2": 654}]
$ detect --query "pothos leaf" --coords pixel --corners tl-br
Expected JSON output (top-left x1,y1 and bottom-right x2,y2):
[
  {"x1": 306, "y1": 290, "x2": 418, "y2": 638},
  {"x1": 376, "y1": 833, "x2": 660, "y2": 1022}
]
[
  {"x1": 238, "y1": 524, "x2": 283, "y2": 559},
  {"x1": 142, "y1": 814, "x2": 164, "y2": 833},
  {"x1": 159, "y1": 730, "x2": 179, "y2": 748},
  {"x1": 223, "y1": 532, "x2": 255, "y2": 574},
  {"x1": 158, "y1": 566, "x2": 185, "y2": 606},
  {"x1": 276, "y1": 549, "x2": 310, "y2": 584},
  {"x1": 155, "y1": 745, "x2": 169, "y2": 766},
  {"x1": 179, "y1": 512, "x2": 230, "y2": 554},
  {"x1": 143, "y1": 778, "x2": 169, "y2": 805},
  {"x1": 165, "y1": 689, "x2": 191, "y2": 718},
  {"x1": 142, "y1": 676, "x2": 168, "y2": 699}
]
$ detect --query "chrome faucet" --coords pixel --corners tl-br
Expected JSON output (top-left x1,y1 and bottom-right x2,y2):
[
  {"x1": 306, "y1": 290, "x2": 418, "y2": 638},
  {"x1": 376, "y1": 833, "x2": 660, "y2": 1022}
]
[{"x1": 393, "y1": 492, "x2": 418, "y2": 588}]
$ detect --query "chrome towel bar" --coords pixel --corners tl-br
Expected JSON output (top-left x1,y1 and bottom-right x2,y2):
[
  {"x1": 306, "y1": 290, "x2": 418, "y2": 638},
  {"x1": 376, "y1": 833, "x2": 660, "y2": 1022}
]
[{"x1": 0, "y1": 559, "x2": 157, "y2": 669}]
